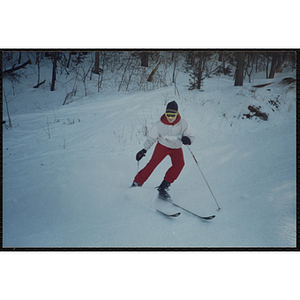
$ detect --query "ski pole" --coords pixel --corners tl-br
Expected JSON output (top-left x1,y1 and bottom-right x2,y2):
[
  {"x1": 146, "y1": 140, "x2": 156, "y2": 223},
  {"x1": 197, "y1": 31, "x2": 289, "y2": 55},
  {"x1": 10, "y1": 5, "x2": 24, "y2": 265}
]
[{"x1": 187, "y1": 145, "x2": 221, "y2": 211}]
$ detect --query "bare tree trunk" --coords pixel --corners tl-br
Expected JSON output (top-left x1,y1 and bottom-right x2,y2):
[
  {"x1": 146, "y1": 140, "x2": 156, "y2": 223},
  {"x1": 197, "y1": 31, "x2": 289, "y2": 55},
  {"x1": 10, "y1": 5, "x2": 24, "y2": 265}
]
[
  {"x1": 51, "y1": 52, "x2": 57, "y2": 91},
  {"x1": 67, "y1": 52, "x2": 72, "y2": 68},
  {"x1": 93, "y1": 52, "x2": 100, "y2": 74},
  {"x1": 245, "y1": 52, "x2": 255, "y2": 83},
  {"x1": 188, "y1": 52, "x2": 208, "y2": 90},
  {"x1": 81, "y1": 61, "x2": 94, "y2": 96},
  {"x1": 234, "y1": 52, "x2": 245, "y2": 86},
  {"x1": 141, "y1": 52, "x2": 148, "y2": 67},
  {"x1": 3, "y1": 88, "x2": 12, "y2": 127},
  {"x1": 172, "y1": 53, "x2": 177, "y2": 84},
  {"x1": 118, "y1": 56, "x2": 131, "y2": 91},
  {"x1": 265, "y1": 55, "x2": 269, "y2": 79},
  {"x1": 36, "y1": 52, "x2": 40, "y2": 86},
  {"x1": 275, "y1": 52, "x2": 288, "y2": 73},
  {"x1": 190, "y1": 52, "x2": 195, "y2": 66},
  {"x1": 147, "y1": 61, "x2": 160, "y2": 82},
  {"x1": 218, "y1": 52, "x2": 223, "y2": 62},
  {"x1": 126, "y1": 60, "x2": 138, "y2": 91},
  {"x1": 196, "y1": 53, "x2": 206, "y2": 89},
  {"x1": 218, "y1": 51, "x2": 227, "y2": 75},
  {"x1": 98, "y1": 52, "x2": 105, "y2": 92},
  {"x1": 269, "y1": 52, "x2": 278, "y2": 79},
  {"x1": 222, "y1": 52, "x2": 226, "y2": 74}
]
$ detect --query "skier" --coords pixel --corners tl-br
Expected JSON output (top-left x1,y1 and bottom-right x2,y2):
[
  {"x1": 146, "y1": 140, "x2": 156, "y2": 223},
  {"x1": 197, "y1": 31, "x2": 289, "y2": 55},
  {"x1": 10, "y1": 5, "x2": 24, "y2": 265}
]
[{"x1": 131, "y1": 101, "x2": 195, "y2": 200}]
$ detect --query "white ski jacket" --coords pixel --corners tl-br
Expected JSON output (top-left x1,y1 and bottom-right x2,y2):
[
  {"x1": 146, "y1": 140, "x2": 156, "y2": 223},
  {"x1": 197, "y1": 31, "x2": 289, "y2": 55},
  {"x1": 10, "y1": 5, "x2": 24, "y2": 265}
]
[{"x1": 144, "y1": 114, "x2": 195, "y2": 150}]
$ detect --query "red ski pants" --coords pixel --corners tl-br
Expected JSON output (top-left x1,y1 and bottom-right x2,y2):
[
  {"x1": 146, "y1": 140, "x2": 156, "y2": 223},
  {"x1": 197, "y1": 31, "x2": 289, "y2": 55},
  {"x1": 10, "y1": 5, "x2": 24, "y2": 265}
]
[{"x1": 134, "y1": 143, "x2": 185, "y2": 186}]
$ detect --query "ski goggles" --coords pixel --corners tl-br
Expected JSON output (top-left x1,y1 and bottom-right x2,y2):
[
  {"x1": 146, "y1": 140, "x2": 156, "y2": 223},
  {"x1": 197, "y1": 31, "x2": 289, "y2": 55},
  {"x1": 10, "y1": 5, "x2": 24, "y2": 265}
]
[{"x1": 165, "y1": 112, "x2": 178, "y2": 119}]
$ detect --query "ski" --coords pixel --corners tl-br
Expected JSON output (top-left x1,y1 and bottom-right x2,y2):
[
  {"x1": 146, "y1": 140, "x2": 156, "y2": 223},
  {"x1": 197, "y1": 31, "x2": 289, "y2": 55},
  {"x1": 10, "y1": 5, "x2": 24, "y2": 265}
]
[
  {"x1": 157, "y1": 210, "x2": 181, "y2": 218},
  {"x1": 168, "y1": 201, "x2": 215, "y2": 220}
]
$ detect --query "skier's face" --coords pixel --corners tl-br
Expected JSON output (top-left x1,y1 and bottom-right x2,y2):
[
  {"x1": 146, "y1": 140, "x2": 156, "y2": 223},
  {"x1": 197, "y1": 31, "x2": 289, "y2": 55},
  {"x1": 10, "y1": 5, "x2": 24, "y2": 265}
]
[
  {"x1": 165, "y1": 112, "x2": 178, "y2": 123},
  {"x1": 166, "y1": 116, "x2": 177, "y2": 123}
]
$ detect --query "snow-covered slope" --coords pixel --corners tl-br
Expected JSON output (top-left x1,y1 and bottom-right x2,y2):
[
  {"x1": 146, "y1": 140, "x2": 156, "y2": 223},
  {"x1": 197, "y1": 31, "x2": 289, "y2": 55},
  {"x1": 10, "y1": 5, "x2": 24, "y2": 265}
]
[{"x1": 3, "y1": 57, "x2": 296, "y2": 248}]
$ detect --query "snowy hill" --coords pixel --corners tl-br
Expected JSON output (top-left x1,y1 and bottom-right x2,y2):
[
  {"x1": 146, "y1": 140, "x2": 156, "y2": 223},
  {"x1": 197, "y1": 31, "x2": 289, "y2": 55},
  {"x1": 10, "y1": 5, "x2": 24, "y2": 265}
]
[{"x1": 2, "y1": 53, "x2": 297, "y2": 248}]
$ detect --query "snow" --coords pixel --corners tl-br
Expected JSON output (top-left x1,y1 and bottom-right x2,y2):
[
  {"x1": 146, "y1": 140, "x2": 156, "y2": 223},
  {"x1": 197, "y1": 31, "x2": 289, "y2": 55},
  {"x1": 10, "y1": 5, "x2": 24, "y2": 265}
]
[{"x1": 3, "y1": 54, "x2": 297, "y2": 249}]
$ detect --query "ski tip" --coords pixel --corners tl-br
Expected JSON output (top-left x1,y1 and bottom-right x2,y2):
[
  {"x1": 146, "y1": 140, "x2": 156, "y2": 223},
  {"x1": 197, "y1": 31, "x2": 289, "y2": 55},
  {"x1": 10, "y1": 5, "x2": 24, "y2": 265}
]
[
  {"x1": 172, "y1": 212, "x2": 181, "y2": 217},
  {"x1": 202, "y1": 215, "x2": 215, "y2": 220},
  {"x1": 157, "y1": 210, "x2": 181, "y2": 217}
]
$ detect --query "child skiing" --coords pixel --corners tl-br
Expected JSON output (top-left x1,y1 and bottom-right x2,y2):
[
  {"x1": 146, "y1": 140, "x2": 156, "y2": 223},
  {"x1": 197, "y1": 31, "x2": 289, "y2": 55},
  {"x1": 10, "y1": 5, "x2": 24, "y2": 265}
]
[{"x1": 131, "y1": 101, "x2": 195, "y2": 200}]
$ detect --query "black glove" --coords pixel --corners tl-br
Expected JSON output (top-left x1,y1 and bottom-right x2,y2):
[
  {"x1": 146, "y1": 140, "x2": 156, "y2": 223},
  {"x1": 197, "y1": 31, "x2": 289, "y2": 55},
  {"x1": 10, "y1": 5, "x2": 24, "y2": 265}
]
[
  {"x1": 181, "y1": 136, "x2": 191, "y2": 145},
  {"x1": 136, "y1": 149, "x2": 147, "y2": 161}
]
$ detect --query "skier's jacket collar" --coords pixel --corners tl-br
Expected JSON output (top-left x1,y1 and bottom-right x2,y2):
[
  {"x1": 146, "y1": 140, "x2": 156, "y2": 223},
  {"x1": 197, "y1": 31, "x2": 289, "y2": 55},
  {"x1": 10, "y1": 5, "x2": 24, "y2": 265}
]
[{"x1": 160, "y1": 113, "x2": 181, "y2": 125}]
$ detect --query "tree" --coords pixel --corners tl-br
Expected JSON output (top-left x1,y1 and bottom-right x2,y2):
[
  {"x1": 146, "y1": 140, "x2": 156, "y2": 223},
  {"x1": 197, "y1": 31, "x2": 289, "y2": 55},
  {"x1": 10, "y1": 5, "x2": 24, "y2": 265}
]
[
  {"x1": 268, "y1": 51, "x2": 294, "y2": 79},
  {"x1": 265, "y1": 54, "x2": 269, "y2": 79},
  {"x1": 97, "y1": 52, "x2": 106, "y2": 92},
  {"x1": 147, "y1": 61, "x2": 160, "y2": 82},
  {"x1": 244, "y1": 52, "x2": 255, "y2": 83},
  {"x1": 218, "y1": 51, "x2": 226, "y2": 75},
  {"x1": 92, "y1": 52, "x2": 100, "y2": 74},
  {"x1": 187, "y1": 52, "x2": 212, "y2": 90},
  {"x1": 141, "y1": 52, "x2": 149, "y2": 67},
  {"x1": 268, "y1": 52, "x2": 279, "y2": 79},
  {"x1": 34, "y1": 52, "x2": 42, "y2": 87},
  {"x1": 3, "y1": 88, "x2": 12, "y2": 127},
  {"x1": 66, "y1": 52, "x2": 73, "y2": 68},
  {"x1": 3, "y1": 59, "x2": 31, "y2": 74},
  {"x1": 78, "y1": 59, "x2": 94, "y2": 96},
  {"x1": 234, "y1": 52, "x2": 245, "y2": 86},
  {"x1": 50, "y1": 52, "x2": 57, "y2": 91},
  {"x1": 171, "y1": 52, "x2": 178, "y2": 84},
  {"x1": 118, "y1": 54, "x2": 132, "y2": 91}
]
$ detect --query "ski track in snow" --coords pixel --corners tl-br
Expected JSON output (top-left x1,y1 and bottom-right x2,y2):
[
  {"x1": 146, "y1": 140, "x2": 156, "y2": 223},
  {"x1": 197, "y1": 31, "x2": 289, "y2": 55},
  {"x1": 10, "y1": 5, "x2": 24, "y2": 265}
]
[{"x1": 3, "y1": 59, "x2": 296, "y2": 248}]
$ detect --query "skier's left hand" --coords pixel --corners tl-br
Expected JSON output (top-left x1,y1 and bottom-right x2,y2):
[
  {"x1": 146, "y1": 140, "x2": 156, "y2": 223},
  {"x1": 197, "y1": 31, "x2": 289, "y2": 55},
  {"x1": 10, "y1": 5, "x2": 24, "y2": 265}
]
[
  {"x1": 181, "y1": 136, "x2": 191, "y2": 145},
  {"x1": 136, "y1": 149, "x2": 147, "y2": 161}
]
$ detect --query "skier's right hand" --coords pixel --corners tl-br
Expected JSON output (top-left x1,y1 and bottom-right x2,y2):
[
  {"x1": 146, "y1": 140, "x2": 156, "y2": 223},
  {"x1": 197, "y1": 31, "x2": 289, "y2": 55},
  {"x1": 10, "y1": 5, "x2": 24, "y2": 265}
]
[{"x1": 136, "y1": 149, "x2": 147, "y2": 161}]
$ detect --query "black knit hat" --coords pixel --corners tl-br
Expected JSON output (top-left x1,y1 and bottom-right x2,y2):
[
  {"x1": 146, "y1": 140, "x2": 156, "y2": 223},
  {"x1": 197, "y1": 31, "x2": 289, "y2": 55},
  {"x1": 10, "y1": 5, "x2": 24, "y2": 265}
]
[{"x1": 166, "y1": 101, "x2": 178, "y2": 113}]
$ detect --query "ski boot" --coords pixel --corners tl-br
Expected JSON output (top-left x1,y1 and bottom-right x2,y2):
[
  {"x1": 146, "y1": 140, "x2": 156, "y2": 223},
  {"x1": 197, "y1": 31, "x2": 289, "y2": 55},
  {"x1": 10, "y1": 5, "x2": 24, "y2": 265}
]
[{"x1": 157, "y1": 180, "x2": 171, "y2": 200}]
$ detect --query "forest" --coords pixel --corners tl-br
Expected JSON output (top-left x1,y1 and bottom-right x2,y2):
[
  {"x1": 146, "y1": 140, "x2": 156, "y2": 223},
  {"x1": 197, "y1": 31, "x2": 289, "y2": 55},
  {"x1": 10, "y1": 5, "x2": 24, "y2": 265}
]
[{"x1": 3, "y1": 50, "x2": 296, "y2": 102}]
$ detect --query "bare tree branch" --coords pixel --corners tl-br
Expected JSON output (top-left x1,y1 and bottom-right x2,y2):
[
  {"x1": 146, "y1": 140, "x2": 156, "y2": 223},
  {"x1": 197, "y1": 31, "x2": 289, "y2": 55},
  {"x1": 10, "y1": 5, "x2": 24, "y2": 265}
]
[{"x1": 3, "y1": 59, "x2": 31, "y2": 74}]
